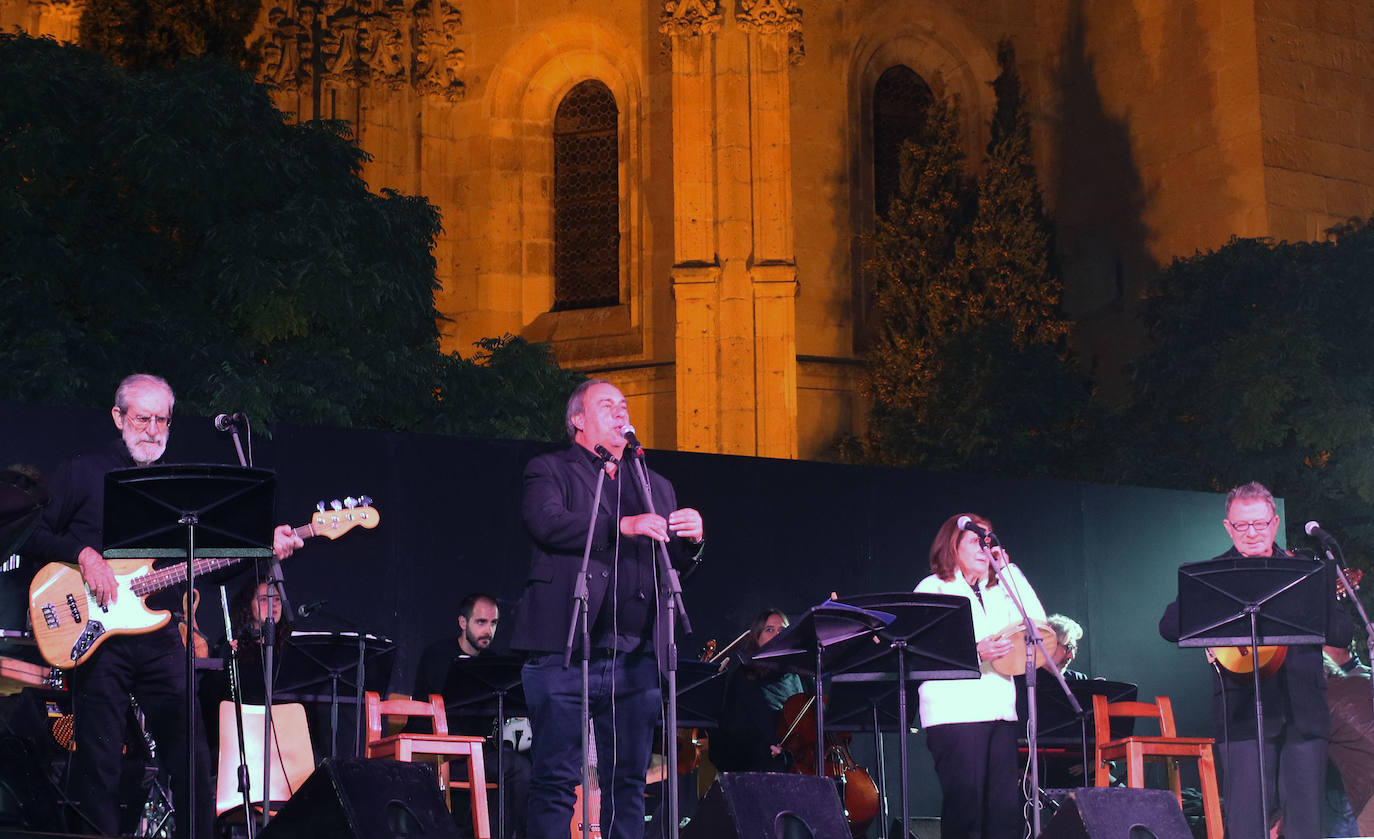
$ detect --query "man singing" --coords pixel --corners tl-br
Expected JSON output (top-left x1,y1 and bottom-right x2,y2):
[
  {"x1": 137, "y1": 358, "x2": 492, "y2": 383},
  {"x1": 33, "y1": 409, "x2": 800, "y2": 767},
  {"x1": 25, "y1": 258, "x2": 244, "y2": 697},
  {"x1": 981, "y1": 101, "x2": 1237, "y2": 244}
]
[{"x1": 509, "y1": 379, "x2": 704, "y2": 839}]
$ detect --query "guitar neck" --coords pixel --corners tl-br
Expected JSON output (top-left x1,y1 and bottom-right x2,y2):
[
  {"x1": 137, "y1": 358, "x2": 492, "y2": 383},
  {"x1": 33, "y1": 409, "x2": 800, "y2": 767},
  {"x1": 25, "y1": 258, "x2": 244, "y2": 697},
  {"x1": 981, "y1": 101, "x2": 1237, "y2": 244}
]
[{"x1": 127, "y1": 522, "x2": 314, "y2": 598}]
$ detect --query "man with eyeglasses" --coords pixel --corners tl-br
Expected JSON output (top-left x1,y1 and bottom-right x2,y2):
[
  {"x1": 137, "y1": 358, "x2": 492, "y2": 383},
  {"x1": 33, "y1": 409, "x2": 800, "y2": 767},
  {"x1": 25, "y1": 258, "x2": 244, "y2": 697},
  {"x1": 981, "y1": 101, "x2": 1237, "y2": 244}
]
[
  {"x1": 25, "y1": 373, "x2": 302, "y2": 839},
  {"x1": 1160, "y1": 481, "x2": 1352, "y2": 839}
]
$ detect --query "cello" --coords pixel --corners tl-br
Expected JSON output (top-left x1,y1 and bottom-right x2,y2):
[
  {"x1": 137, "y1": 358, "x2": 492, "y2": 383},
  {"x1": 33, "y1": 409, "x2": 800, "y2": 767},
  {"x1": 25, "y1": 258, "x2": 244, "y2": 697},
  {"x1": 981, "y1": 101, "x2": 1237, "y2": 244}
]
[{"x1": 777, "y1": 692, "x2": 880, "y2": 837}]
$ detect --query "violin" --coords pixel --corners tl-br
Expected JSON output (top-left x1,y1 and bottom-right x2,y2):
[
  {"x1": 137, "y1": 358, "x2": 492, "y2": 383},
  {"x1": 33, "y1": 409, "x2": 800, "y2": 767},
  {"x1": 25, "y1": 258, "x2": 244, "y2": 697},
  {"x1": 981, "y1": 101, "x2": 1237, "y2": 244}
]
[
  {"x1": 776, "y1": 692, "x2": 879, "y2": 837},
  {"x1": 177, "y1": 589, "x2": 209, "y2": 658}
]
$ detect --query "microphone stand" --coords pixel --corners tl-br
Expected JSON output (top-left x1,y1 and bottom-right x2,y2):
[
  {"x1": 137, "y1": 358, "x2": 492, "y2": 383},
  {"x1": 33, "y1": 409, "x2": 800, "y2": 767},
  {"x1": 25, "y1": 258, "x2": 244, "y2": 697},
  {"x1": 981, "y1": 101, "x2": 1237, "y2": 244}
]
[
  {"x1": 981, "y1": 531, "x2": 1060, "y2": 838},
  {"x1": 219, "y1": 585, "x2": 256, "y2": 839},
  {"x1": 1316, "y1": 536, "x2": 1374, "y2": 728},
  {"x1": 625, "y1": 442, "x2": 691, "y2": 839},
  {"x1": 562, "y1": 445, "x2": 616, "y2": 839}
]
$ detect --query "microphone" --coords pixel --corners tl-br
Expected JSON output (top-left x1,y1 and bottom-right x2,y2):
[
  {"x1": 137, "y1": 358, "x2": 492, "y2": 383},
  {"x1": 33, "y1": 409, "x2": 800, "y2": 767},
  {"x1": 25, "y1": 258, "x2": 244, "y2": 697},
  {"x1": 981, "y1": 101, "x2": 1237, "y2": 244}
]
[
  {"x1": 956, "y1": 515, "x2": 991, "y2": 539},
  {"x1": 622, "y1": 425, "x2": 644, "y2": 455},
  {"x1": 297, "y1": 599, "x2": 328, "y2": 618},
  {"x1": 213, "y1": 412, "x2": 246, "y2": 432},
  {"x1": 1304, "y1": 521, "x2": 1339, "y2": 548},
  {"x1": 593, "y1": 444, "x2": 618, "y2": 464}
]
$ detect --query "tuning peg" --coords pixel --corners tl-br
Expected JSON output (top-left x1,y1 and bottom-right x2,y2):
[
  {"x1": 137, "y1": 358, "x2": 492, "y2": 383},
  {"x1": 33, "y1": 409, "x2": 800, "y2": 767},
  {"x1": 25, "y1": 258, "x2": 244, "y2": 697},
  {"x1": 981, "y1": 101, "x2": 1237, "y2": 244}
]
[
  {"x1": 344, "y1": 496, "x2": 358, "y2": 509},
  {"x1": 316, "y1": 501, "x2": 326, "y2": 513},
  {"x1": 359, "y1": 495, "x2": 372, "y2": 506},
  {"x1": 330, "y1": 499, "x2": 342, "y2": 510}
]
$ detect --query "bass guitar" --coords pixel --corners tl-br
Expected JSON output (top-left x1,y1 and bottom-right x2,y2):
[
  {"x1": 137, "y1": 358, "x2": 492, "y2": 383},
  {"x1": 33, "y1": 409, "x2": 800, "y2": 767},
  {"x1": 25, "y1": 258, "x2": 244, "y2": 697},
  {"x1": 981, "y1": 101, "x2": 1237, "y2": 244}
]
[{"x1": 29, "y1": 497, "x2": 379, "y2": 669}]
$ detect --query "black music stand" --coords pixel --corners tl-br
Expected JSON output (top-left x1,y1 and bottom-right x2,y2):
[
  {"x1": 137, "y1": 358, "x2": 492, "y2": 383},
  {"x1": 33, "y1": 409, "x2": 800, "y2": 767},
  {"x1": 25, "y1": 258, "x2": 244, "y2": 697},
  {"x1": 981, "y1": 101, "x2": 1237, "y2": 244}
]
[
  {"x1": 104, "y1": 464, "x2": 275, "y2": 839},
  {"x1": 272, "y1": 630, "x2": 396, "y2": 759},
  {"x1": 1176, "y1": 556, "x2": 1328, "y2": 834},
  {"x1": 441, "y1": 654, "x2": 527, "y2": 839},
  {"x1": 749, "y1": 600, "x2": 894, "y2": 792},
  {"x1": 831, "y1": 592, "x2": 980, "y2": 839},
  {"x1": 0, "y1": 468, "x2": 49, "y2": 643},
  {"x1": 674, "y1": 659, "x2": 727, "y2": 730}
]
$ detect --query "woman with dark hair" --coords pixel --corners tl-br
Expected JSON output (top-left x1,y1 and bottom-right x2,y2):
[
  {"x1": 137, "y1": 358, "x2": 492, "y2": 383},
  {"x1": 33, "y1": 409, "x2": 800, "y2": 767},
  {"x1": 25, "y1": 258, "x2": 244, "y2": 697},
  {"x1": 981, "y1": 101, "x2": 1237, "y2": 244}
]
[
  {"x1": 915, "y1": 513, "x2": 1047, "y2": 839},
  {"x1": 709, "y1": 609, "x2": 805, "y2": 772},
  {"x1": 202, "y1": 580, "x2": 295, "y2": 747}
]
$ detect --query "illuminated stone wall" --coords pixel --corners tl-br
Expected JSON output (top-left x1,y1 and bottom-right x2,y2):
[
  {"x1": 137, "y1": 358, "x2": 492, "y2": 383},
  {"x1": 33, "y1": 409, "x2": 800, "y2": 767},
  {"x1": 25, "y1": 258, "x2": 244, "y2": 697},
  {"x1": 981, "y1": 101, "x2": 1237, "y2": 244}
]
[{"x1": 5, "y1": 0, "x2": 1371, "y2": 459}]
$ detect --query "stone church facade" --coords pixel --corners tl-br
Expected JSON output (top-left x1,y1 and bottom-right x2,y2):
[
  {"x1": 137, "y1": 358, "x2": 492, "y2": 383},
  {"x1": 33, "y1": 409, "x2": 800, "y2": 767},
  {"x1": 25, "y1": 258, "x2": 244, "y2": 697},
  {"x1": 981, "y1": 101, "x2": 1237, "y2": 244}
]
[{"x1": 6, "y1": 0, "x2": 1372, "y2": 459}]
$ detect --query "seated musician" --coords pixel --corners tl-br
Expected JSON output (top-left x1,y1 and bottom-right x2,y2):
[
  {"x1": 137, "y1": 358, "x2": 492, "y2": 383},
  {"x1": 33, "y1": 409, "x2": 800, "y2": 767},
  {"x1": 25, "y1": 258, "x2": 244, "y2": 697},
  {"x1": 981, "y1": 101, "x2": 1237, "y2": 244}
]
[
  {"x1": 413, "y1": 592, "x2": 530, "y2": 837},
  {"x1": 1043, "y1": 614, "x2": 1089, "y2": 681},
  {"x1": 710, "y1": 609, "x2": 805, "y2": 773},
  {"x1": 202, "y1": 579, "x2": 299, "y2": 754}
]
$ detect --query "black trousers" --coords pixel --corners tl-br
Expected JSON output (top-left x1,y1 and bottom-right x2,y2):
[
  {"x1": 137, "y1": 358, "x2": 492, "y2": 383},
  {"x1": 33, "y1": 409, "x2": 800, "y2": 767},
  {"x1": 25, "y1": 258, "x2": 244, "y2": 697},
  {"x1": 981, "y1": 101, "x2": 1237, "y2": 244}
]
[
  {"x1": 1220, "y1": 733, "x2": 1326, "y2": 839},
  {"x1": 69, "y1": 626, "x2": 213, "y2": 839},
  {"x1": 924, "y1": 720, "x2": 1023, "y2": 839}
]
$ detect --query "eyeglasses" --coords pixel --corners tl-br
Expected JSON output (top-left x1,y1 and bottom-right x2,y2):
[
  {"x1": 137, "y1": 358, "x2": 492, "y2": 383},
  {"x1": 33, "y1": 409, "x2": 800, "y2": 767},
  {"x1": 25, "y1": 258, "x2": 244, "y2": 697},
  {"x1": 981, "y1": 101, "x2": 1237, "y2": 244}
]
[
  {"x1": 1226, "y1": 518, "x2": 1274, "y2": 533},
  {"x1": 121, "y1": 410, "x2": 171, "y2": 431}
]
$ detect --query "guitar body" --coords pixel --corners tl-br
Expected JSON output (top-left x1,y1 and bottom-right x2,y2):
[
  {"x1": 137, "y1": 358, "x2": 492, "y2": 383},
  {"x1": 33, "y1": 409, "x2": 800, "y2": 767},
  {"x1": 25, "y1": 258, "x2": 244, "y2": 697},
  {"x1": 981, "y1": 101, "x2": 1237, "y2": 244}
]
[
  {"x1": 1208, "y1": 645, "x2": 1287, "y2": 680},
  {"x1": 29, "y1": 558, "x2": 171, "y2": 669}
]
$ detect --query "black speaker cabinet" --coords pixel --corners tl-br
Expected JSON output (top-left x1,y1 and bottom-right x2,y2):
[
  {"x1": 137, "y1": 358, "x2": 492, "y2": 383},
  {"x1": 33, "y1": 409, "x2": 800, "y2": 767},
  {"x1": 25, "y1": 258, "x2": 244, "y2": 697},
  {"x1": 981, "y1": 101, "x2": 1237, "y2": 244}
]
[
  {"x1": 681, "y1": 772, "x2": 850, "y2": 839},
  {"x1": 257, "y1": 757, "x2": 459, "y2": 839},
  {"x1": 1040, "y1": 787, "x2": 1191, "y2": 839}
]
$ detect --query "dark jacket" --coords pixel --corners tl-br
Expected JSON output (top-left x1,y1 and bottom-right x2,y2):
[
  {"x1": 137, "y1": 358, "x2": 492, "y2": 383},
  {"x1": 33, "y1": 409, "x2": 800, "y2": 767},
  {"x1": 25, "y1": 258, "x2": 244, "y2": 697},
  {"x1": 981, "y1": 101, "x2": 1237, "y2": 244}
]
[
  {"x1": 508, "y1": 445, "x2": 701, "y2": 655},
  {"x1": 1159, "y1": 545, "x2": 1353, "y2": 740}
]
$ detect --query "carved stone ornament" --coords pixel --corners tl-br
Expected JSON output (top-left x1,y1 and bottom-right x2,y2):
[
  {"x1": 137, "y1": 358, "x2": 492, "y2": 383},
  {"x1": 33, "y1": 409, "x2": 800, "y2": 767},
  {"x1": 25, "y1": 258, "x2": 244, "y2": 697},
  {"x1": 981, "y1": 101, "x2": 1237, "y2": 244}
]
[
  {"x1": 259, "y1": 0, "x2": 464, "y2": 100},
  {"x1": 658, "y1": 0, "x2": 723, "y2": 38},
  {"x1": 735, "y1": 0, "x2": 803, "y2": 63}
]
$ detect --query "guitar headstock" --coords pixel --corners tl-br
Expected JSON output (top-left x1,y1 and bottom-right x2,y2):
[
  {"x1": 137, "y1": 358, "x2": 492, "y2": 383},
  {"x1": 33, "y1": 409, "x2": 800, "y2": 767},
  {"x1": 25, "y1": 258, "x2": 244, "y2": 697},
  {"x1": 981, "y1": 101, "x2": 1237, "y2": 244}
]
[{"x1": 311, "y1": 495, "x2": 380, "y2": 540}]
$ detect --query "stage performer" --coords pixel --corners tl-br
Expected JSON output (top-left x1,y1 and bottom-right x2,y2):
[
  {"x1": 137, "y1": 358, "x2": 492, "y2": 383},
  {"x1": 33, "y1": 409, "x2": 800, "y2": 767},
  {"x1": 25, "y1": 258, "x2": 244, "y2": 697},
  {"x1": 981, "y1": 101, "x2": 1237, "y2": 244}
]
[
  {"x1": 413, "y1": 592, "x2": 531, "y2": 837},
  {"x1": 24, "y1": 373, "x2": 302, "y2": 839},
  {"x1": 711, "y1": 609, "x2": 805, "y2": 773},
  {"x1": 509, "y1": 379, "x2": 704, "y2": 839},
  {"x1": 1159, "y1": 481, "x2": 1352, "y2": 839},
  {"x1": 914, "y1": 512, "x2": 1047, "y2": 839}
]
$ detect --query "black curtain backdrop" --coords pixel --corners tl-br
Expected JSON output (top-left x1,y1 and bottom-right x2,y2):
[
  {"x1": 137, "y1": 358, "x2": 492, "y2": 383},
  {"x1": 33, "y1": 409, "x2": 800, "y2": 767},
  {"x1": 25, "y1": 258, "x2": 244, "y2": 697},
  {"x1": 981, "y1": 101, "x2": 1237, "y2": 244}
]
[{"x1": 0, "y1": 399, "x2": 1273, "y2": 816}]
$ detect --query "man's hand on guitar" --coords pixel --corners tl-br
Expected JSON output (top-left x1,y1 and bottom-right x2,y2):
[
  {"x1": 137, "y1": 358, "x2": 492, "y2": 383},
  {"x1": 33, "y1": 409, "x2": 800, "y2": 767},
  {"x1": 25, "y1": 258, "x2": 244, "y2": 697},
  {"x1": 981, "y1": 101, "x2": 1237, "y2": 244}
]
[
  {"x1": 78, "y1": 547, "x2": 117, "y2": 607},
  {"x1": 273, "y1": 524, "x2": 305, "y2": 559}
]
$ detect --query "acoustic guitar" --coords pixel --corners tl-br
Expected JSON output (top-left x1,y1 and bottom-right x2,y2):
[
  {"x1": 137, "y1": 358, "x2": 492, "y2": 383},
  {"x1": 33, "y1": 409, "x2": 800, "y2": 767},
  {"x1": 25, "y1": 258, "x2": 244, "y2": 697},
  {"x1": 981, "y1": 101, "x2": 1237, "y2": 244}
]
[{"x1": 29, "y1": 498, "x2": 378, "y2": 669}]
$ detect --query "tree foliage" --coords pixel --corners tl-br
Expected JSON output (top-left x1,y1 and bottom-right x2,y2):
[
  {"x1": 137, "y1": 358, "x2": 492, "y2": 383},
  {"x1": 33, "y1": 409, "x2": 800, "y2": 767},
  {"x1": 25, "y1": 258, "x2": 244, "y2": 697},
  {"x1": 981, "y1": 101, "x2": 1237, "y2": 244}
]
[
  {"x1": 79, "y1": 0, "x2": 261, "y2": 71},
  {"x1": 1119, "y1": 218, "x2": 1374, "y2": 548},
  {"x1": 0, "y1": 34, "x2": 580, "y2": 441},
  {"x1": 860, "y1": 40, "x2": 1089, "y2": 474}
]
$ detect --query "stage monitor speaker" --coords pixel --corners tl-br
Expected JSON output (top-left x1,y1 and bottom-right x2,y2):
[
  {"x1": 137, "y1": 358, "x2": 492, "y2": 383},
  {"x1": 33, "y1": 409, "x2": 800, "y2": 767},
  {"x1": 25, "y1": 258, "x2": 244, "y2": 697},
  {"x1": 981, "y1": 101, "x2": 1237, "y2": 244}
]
[
  {"x1": 681, "y1": 772, "x2": 850, "y2": 839},
  {"x1": 1039, "y1": 787, "x2": 1191, "y2": 839},
  {"x1": 891, "y1": 816, "x2": 941, "y2": 839},
  {"x1": 256, "y1": 757, "x2": 458, "y2": 839}
]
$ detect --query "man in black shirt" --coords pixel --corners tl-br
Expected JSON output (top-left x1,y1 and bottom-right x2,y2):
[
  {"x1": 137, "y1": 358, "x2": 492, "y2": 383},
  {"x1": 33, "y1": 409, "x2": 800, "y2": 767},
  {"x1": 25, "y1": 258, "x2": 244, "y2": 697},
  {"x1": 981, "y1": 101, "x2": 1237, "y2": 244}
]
[
  {"x1": 1159, "y1": 481, "x2": 1352, "y2": 839},
  {"x1": 509, "y1": 379, "x2": 704, "y2": 839},
  {"x1": 25, "y1": 373, "x2": 302, "y2": 839},
  {"x1": 413, "y1": 592, "x2": 531, "y2": 836}
]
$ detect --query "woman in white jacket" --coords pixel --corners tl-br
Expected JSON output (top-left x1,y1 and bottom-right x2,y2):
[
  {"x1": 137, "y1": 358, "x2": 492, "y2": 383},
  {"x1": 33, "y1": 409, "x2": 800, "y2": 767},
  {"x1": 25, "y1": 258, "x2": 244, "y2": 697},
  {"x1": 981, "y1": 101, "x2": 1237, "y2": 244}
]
[{"x1": 914, "y1": 512, "x2": 1047, "y2": 839}]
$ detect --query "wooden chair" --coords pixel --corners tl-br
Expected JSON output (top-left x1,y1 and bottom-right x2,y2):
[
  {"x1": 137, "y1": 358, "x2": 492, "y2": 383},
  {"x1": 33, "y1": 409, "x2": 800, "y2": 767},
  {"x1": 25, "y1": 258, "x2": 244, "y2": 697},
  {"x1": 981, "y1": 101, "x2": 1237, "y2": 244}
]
[
  {"x1": 1092, "y1": 694, "x2": 1222, "y2": 839},
  {"x1": 363, "y1": 691, "x2": 490, "y2": 839},
  {"x1": 214, "y1": 702, "x2": 315, "y2": 820}
]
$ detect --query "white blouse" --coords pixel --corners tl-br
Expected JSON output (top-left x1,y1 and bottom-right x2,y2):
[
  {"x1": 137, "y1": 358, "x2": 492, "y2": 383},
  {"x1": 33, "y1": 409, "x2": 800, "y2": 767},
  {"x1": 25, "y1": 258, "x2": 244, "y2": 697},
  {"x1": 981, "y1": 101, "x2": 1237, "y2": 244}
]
[{"x1": 913, "y1": 562, "x2": 1047, "y2": 727}]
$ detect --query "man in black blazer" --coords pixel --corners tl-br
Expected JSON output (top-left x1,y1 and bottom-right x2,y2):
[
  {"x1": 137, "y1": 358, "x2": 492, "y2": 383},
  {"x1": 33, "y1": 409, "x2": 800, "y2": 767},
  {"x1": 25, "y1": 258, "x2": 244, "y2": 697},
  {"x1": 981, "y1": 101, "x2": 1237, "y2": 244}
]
[
  {"x1": 1160, "y1": 481, "x2": 1352, "y2": 839},
  {"x1": 509, "y1": 379, "x2": 704, "y2": 839}
]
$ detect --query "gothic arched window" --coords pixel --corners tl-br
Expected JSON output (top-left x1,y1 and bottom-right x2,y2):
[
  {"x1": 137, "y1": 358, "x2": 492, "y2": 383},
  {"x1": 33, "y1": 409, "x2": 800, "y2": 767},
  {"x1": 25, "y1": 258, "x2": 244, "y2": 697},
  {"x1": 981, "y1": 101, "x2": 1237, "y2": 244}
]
[
  {"x1": 553, "y1": 80, "x2": 620, "y2": 311},
  {"x1": 872, "y1": 65, "x2": 933, "y2": 218}
]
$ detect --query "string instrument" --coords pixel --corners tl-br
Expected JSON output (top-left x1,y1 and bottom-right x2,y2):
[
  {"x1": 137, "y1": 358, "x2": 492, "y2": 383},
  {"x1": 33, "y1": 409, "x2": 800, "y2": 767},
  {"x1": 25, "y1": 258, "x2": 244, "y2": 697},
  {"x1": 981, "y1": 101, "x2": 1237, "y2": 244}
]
[
  {"x1": 177, "y1": 589, "x2": 210, "y2": 658},
  {"x1": 1207, "y1": 567, "x2": 1363, "y2": 681},
  {"x1": 676, "y1": 639, "x2": 715, "y2": 774},
  {"x1": 29, "y1": 497, "x2": 379, "y2": 669},
  {"x1": 989, "y1": 620, "x2": 1059, "y2": 676},
  {"x1": 777, "y1": 692, "x2": 879, "y2": 837}
]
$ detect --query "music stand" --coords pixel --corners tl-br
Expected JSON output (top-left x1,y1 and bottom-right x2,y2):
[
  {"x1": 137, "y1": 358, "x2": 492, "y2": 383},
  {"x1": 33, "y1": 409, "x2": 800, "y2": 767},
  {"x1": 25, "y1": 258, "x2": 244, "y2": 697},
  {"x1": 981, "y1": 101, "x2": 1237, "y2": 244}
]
[
  {"x1": 749, "y1": 600, "x2": 894, "y2": 792},
  {"x1": 1176, "y1": 556, "x2": 1329, "y2": 834},
  {"x1": 1015, "y1": 678, "x2": 1138, "y2": 790},
  {"x1": 104, "y1": 464, "x2": 274, "y2": 839},
  {"x1": 831, "y1": 592, "x2": 980, "y2": 839},
  {"x1": 272, "y1": 630, "x2": 397, "y2": 759},
  {"x1": 674, "y1": 659, "x2": 727, "y2": 730},
  {"x1": 441, "y1": 654, "x2": 527, "y2": 839}
]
